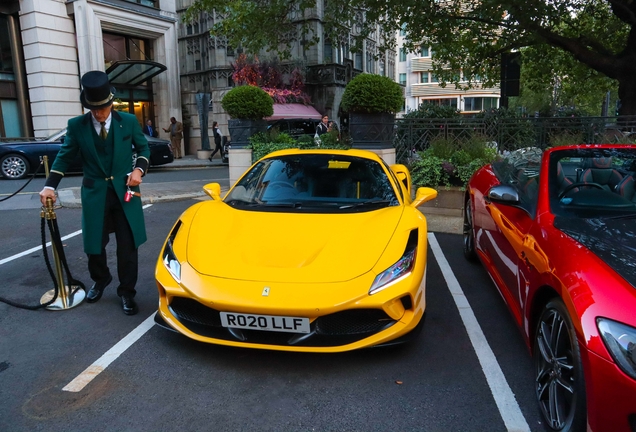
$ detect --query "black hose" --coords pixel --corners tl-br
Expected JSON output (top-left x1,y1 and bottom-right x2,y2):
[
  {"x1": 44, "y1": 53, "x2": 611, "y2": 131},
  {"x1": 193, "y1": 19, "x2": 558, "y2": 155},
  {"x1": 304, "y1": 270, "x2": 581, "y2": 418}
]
[
  {"x1": 0, "y1": 161, "x2": 43, "y2": 202},
  {"x1": 0, "y1": 204, "x2": 85, "y2": 310}
]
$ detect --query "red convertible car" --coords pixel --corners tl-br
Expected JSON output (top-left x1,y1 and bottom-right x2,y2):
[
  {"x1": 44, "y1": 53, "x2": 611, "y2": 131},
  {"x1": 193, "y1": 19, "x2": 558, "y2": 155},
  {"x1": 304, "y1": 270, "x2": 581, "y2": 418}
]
[{"x1": 463, "y1": 144, "x2": 636, "y2": 432}]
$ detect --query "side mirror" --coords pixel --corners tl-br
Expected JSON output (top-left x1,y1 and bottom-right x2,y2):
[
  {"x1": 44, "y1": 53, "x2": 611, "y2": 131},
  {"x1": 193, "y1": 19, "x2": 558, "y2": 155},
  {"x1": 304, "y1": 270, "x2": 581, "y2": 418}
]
[
  {"x1": 411, "y1": 187, "x2": 438, "y2": 208},
  {"x1": 203, "y1": 182, "x2": 222, "y2": 200},
  {"x1": 487, "y1": 185, "x2": 520, "y2": 205},
  {"x1": 390, "y1": 163, "x2": 412, "y2": 196}
]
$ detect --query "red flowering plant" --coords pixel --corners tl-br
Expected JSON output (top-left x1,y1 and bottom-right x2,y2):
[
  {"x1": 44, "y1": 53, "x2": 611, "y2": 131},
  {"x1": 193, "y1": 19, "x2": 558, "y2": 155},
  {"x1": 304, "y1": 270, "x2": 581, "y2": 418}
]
[{"x1": 231, "y1": 54, "x2": 312, "y2": 105}]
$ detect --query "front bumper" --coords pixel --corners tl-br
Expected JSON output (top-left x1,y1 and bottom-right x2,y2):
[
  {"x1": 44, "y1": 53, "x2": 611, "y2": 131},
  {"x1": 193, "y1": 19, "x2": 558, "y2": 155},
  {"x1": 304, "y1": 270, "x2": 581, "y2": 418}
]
[
  {"x1": 154, "y1": 263, "x2": 426, "y2": 353},
  {"x1": 585, "y1": 348, "x2": 636, "y2": 432}
]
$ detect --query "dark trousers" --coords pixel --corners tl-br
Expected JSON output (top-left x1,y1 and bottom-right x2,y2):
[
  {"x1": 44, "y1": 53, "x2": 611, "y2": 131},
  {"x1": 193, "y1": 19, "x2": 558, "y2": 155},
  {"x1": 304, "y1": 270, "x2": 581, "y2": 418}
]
[
  {"x1": 87, "y1": 187, "x2": 138, "y2": 298},
  {"x1": 210, "y1": 140, "x2": 223, "y2": 158}
]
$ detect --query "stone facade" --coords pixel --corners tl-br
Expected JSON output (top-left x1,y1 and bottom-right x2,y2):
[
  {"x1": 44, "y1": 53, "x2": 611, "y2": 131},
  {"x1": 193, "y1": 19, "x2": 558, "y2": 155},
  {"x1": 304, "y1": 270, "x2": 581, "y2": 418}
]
[{"x1": 1, "y1": 0, "x2": 181, "y2": 139}]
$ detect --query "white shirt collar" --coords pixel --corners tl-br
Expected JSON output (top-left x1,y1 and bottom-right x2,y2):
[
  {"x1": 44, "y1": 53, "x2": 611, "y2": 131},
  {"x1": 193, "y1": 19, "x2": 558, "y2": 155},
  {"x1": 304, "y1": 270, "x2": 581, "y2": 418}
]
[{"x1": 91, "y1": 111, "x2": 112, "y2": 134}]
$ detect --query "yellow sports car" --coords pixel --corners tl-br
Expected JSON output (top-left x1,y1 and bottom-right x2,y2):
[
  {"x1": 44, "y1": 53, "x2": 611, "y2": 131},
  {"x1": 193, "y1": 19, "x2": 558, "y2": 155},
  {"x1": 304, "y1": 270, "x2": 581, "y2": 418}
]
[{"x1": 154, "y1": 149, "x2": 437, "y2": 352}]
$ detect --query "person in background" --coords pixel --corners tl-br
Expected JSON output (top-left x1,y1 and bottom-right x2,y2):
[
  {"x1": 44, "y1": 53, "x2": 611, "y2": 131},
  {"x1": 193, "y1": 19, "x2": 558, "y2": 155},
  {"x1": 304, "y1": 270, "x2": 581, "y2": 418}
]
[
  {"x1": 163, "y1": 117, "x2": 183, "y2": 159},
  {"x1": 209, "y1": 121, "x2": 224, "y2": 162},
  {"x1": 38, "y1": 70, "x2": 149, "y2": 316},
  {"x1": 315, "y1": 114, "x2": 329, "y2": 136},
  {"x1": 143, "y1": 119, "x2": 158, "y2": 137}
]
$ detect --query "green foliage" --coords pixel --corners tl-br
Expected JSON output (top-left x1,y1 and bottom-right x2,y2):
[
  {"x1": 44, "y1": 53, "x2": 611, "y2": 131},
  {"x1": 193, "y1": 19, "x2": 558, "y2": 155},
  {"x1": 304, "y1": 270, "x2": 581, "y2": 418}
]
[
  {"x1": 340, "y1": 74, "x2": 404, "y2": 114},
  {"x1": 403, "y1": 104, "x2": 460, "y2": 119},
  {"x1": 249, "y1": 130, "x2": 351, "y2": 161},
  {"x1": 184, "y1": 0, "x2": 636, "y2": 113},
  {"x1": 221, "y1": 85, "x2": 274, "y2": 120},
  {"x1": 410, "y1": 135, "x2": 498, "y2": 189},
  {"x1": 410, "y1": 155, "x2": 447, "y2": 189}
]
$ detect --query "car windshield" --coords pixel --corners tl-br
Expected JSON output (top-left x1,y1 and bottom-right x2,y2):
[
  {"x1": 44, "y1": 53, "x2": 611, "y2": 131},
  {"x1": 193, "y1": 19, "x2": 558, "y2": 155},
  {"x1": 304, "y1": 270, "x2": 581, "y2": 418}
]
[
  {"x1": 224, "y1": 154, "x2": 400, "y2": 213},
  {"x1": 549, "y1": 147, "x2": 636, "y2": 219}
]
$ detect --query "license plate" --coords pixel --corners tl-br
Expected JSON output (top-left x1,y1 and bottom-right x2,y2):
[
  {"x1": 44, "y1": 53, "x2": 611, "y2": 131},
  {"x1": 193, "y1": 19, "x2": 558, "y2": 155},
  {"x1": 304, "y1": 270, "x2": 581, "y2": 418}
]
[{"x1": 220, "y1": 312, "x2": 310, "y2": 334}]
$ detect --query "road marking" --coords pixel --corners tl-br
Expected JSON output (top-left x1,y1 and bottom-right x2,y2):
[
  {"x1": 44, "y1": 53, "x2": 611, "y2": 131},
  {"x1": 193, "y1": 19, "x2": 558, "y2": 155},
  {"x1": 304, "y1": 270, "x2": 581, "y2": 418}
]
[
  {"x1": 63, "y1": 314, "x2": 156, "y2": 392},
  {"x1": 428, "y1": 233, "x2": 530, "y2": 432},
  {"x1": 0, "y1": 230, "x2": 82, "y2": 266},
  {"x1": 0, "y1": 204, "x2": 152, "y2": 266}
]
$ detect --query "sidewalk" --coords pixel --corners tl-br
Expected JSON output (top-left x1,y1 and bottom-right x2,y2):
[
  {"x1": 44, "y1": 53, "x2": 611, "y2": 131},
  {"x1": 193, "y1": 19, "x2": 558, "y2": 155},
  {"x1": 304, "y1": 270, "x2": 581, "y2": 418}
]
[{"x1": 55, "y1": 154, "x2": 463, "y2": 234}]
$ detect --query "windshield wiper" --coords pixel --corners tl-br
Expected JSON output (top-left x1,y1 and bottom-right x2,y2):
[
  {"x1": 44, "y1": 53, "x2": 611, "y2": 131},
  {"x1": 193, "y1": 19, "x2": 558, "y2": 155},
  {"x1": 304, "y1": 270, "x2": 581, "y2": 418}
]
[{"x1": 339, "y1": 200, "x2": 391, "y2": 209}]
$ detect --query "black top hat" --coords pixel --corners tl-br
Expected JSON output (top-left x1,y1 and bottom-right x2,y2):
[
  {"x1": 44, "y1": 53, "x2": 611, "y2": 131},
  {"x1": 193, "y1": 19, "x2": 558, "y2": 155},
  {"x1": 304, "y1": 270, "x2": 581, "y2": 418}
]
[{"x1": 79, "y1": 71, "x2": 116, "y2": 110}]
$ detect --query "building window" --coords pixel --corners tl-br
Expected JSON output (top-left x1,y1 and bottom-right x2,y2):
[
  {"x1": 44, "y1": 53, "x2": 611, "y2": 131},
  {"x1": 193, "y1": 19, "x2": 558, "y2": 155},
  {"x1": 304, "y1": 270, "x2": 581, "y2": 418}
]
[
  {"x1": 379, "y1": 60, "x2": 385, "y2": 76},
  {"x1": 366, "y1": 52, "x2": 374, "y2": 73},
  {"x1": 399, "y1": 48, "x2": 406, "y2": 62},
  {"x1": 420, "y1": 72, "x2": 428, "y2": 83},
  {"x1": 324, "y1": 41, "x2": 333, "y2": 63},
  {"x1": 400, "y1": 23, "x2": 407, "y2": 36},
  {"x1": 227, "y1": 46, "x2": 235, "y2": 57},
  {"x1": 195, "y1": 60, "x2": 201, "y2": 71},
  {"x1": 421, "y1": 47, "x2": 429, "y2": 57},
  {"x1": 354, "y1": 52, "x2": 363, "y2": 70},
  {"x1": 464, "y1": 97, "x2": 498, "y2": 111},
  {"x1": 399, "y1": 73, "x2": 406, "y2": 86},
  {"x1": 186, "y1": 25, "x2": 193, "y2": 36},
  {"x1": 124, "y1": 0, "x2": 157, "y2": 6},
  {"x1": 421, "y1": 98, "x2": 457, "y2": 109}
]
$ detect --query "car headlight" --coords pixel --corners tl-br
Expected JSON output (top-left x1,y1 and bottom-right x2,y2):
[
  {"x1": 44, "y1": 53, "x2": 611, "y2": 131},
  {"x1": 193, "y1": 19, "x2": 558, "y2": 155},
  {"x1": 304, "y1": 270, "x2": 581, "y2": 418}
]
[
  {"x1": 369, "y1": 230, "x2": 418, "y2": 295},
  {"x1": 163, "y1": 221, "x2": 182, "y2": 283},
  {"x1": 597, "y1": 318, "x2": 636, "y2": 380}
]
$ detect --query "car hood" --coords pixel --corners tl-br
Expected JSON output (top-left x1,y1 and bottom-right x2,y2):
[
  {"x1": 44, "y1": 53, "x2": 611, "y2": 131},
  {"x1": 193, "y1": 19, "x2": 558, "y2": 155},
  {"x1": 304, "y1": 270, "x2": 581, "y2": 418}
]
[
  {"x1": 186, "y1": 202, "x2": 404, "y2": 283},
  {"x1": 554, "y1": 216, "x2": 636, "y2": 290}
]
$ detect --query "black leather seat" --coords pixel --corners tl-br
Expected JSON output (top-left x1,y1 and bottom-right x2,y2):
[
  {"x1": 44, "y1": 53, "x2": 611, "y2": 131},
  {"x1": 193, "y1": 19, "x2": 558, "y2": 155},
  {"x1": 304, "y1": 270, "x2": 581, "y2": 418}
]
[
  {"x1": 580, "y1": 157, "x2": 623, "y2": 192},
  {"x1": 617, "y1": 175, "x2": 636, "y2": 203}
]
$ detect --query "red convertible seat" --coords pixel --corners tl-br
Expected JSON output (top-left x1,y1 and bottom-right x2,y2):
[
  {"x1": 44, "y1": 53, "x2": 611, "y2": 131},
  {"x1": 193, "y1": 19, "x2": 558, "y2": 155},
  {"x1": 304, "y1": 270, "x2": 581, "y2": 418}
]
[
  {"x1": 581, "y1": 156, "x2": 623, "y2": 192},
  {"x1": 617, "y1": 175, "x2": 636, "y2": 203}
]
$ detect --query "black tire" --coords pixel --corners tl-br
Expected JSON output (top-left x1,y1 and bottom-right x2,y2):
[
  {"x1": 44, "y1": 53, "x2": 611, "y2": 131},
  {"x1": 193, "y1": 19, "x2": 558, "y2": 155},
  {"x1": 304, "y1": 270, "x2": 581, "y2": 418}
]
[
  {"x1": 0, "y1": 153, "x2": 30, "y2": 180},
  {"x1": 534, "y1": 299, "x2": 587, "y2": 431},
  {"x1": 463, "y1": 197, "x2": 478, "y2": 262}
]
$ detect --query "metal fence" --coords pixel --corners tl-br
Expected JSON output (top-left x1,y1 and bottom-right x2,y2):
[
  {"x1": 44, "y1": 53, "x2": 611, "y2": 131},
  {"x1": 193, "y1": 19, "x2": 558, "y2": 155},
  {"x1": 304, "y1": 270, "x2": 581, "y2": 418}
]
[{"x1": 392, "y1": 116, "x2": 636, "y2": 165}]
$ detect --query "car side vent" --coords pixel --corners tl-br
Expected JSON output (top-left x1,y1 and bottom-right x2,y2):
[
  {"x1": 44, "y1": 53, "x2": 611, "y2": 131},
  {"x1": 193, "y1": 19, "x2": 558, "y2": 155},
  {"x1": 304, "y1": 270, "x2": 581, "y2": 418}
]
[
  {"x1": 400, "y1": 295, "x2": 413, "y2": 310},
  {"x1": 404, "y1": 228, "x2": 418, "y2": 254}
]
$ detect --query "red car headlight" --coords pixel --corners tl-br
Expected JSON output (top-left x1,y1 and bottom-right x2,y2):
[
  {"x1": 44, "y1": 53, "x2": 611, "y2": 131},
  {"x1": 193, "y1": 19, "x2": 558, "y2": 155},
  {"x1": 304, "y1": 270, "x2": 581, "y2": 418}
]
[{"x1": 597, "y1": 318, "x2": 636, "y2": 380}]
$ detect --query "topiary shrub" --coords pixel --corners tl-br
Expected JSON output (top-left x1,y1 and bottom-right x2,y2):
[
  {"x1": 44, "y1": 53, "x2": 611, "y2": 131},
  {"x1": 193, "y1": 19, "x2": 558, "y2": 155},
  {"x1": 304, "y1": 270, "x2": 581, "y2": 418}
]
[
  {"x1": 340, "y1": 74, "x2": 404, "y2": 114},
  {"x1": 221, "y1": 85, "x2": 274, "y2": 120}
]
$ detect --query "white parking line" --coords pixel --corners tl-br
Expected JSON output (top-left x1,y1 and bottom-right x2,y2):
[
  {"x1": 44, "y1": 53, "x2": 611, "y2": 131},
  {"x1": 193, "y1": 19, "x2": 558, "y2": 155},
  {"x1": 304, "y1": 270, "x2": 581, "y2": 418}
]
[
  {"x1": 0, "y1": 230, "x2": 82, "y2": 266},
  {"x1": 0, "y1": 204, "x2": 153, "y2": 266},
  {"x1": 63, "y1": 314, "x2": 156, "y2": 392},
  {"x1": 428, "y1": 233, "x2": 530, "y2": 432}
]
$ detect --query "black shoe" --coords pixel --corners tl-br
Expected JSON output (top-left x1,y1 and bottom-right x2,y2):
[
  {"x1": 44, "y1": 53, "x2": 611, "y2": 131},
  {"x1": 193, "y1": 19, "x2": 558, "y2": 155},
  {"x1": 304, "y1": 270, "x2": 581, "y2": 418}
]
[
  {"x1": 86, "y1": 275, "x2": 113, "y2": 303},
  {"x1": 121, "y1": 296, "x2": 138, "y2": 315}
]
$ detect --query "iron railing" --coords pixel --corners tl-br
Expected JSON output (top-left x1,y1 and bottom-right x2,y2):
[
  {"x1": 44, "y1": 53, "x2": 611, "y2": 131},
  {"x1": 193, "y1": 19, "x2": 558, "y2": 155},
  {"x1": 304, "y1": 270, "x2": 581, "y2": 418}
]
[{"x1": 392, "y1": 116, "x2": 636, "y2": 165}]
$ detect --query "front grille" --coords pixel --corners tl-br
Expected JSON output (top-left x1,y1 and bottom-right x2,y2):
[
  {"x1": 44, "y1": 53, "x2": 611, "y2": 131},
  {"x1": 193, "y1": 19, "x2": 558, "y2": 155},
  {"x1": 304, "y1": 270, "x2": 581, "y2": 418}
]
[
  {"x1": 315, "y1": 309, "x2": 395, "y2": 335},
  {"x1": 169, "y1": 297, "x2": 222, "y2": 327},
  {"x1": 166, "y1": 297, "x2": 396, "y2": 347}
]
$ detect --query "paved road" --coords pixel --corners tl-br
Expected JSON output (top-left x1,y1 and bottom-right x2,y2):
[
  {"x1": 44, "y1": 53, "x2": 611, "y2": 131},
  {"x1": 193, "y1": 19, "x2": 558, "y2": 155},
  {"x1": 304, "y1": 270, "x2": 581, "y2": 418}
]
[{"x1": 0, "y1": 198, "x2": 547, "y2": 431}]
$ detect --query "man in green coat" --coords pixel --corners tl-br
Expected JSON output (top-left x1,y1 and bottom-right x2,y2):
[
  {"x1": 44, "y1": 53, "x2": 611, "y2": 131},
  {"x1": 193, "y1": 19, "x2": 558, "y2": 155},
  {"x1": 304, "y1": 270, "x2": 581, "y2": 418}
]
[{"x1": 39, "y1": 71, "x2": 150, "y2": 315}]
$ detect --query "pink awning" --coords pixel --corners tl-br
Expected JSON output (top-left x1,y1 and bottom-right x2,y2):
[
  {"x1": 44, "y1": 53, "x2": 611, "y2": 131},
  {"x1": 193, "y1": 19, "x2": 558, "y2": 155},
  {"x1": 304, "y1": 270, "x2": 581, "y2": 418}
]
[{"x1": 266, "y1": 103, "x2": 323, "y2": 120}]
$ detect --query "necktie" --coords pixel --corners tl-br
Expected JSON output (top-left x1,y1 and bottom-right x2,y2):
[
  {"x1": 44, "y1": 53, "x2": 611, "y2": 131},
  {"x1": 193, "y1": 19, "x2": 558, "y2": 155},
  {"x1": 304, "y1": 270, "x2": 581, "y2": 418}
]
[{"x1": 100, "y1": 121, "x2": 107, "y2": 140}]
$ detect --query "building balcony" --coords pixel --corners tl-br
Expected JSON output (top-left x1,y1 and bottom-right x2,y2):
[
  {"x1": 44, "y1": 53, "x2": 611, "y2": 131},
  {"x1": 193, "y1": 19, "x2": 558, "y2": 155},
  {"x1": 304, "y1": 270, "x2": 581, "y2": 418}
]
[{"x1": 306, "y1": 63, "x2": 361, "y2": 86}]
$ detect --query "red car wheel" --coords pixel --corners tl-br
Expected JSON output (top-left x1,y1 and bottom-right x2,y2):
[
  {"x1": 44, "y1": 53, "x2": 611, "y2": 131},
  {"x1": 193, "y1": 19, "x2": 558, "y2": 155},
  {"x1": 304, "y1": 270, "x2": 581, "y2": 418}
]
[{"x1": 534, "y1": 298, "x2": 587, "y2": 431}]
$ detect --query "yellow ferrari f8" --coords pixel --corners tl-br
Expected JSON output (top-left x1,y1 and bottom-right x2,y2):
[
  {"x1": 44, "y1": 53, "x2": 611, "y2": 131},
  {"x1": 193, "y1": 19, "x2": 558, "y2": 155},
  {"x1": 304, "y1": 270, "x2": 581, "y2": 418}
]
[{"x1": 154, "y1": 149, "x2": 437, "y2": 352}]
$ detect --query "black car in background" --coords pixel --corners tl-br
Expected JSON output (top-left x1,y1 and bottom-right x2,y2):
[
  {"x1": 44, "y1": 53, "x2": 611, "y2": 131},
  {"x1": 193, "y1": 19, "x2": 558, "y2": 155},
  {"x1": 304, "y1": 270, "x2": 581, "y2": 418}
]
[
  {"x1": 0, "y1": 129, "x2": 174, "y2": 179},
  {"x1": 267, "y1": 118, "x2": 321, "y2": 138}
]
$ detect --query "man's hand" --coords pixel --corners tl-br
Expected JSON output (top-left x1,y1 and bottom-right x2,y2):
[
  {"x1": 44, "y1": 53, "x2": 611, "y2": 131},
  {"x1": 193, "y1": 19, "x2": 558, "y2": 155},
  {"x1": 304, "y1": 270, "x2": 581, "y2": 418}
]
[
  {"x1": 39, "y1": 188, "x2": 56, "y2": 206},
  {"x1": 127, "y1": 168, "x2": 143, "y2": 187}
]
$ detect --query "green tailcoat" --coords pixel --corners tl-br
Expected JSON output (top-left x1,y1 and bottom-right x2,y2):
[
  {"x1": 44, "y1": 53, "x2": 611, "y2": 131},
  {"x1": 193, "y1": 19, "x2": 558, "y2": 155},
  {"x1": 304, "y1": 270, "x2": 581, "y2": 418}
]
[{"x1": 49, "y1": 111, "x2": 150, "y2": 255}]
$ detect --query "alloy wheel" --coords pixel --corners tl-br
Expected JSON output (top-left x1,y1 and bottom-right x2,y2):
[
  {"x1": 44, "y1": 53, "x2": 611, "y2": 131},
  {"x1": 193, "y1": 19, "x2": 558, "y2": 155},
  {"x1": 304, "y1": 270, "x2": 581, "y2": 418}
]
[
  {"x1": 534, "y1": 301, "x2": 585, "y2": 430},
  {"x1": 1, "y1": 155, "x2": 29, "y2": 180},
  {"x1": 463, "y1": 199, "x2": 477, "y2": 261}
]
